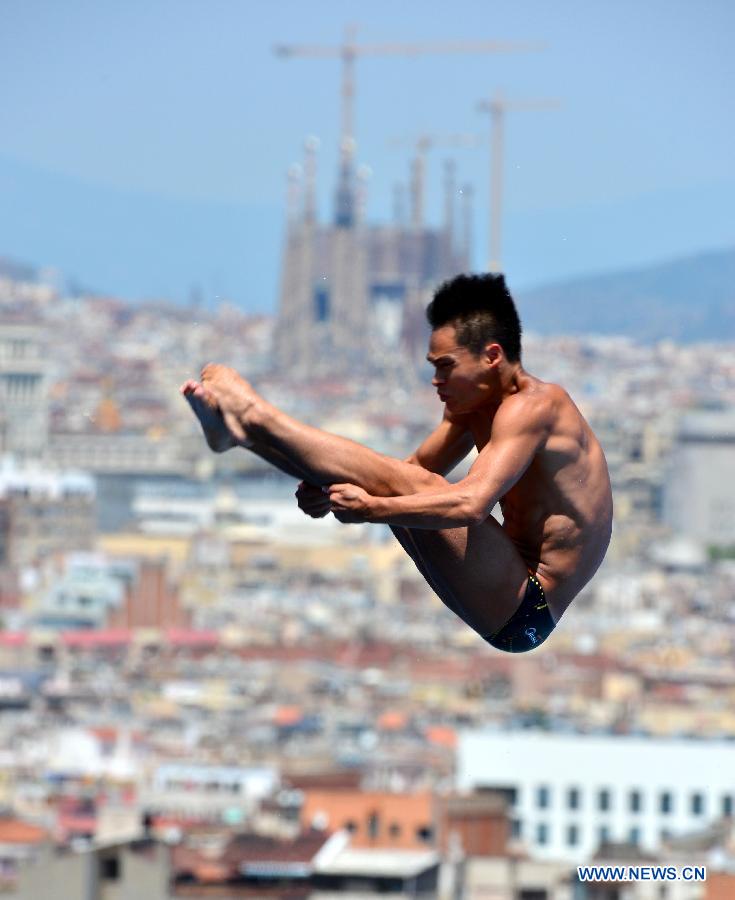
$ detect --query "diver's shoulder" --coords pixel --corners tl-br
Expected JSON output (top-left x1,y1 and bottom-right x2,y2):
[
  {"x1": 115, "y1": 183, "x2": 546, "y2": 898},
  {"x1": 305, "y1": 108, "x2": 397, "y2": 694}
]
[
  {"x1": 513, "y1": 374, "x2": 568, "y2": 410},
  {"x1": 500, "y1": 379, "x2": 559, "y2": 430},
  {"x1": 521, "y1": 376, "x2": 579, "y2": 412}
]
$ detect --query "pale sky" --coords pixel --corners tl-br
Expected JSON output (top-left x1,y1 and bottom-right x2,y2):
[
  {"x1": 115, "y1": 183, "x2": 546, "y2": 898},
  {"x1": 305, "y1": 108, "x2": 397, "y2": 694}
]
[{"x1": 1, "y1": 0, "x2": 733, "y2": 310}]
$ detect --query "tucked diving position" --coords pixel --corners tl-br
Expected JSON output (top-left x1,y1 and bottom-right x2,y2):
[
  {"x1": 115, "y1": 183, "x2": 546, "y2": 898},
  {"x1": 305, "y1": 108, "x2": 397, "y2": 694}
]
[{"x1": 180, "y1": 274, "x2": 613, "y2": 653}]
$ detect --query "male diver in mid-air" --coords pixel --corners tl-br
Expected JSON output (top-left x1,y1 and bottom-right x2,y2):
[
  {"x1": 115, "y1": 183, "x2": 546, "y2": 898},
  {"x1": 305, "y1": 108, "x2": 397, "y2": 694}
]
[{"x1": 180, "y1": 274, "x2": 613, "y2": 653}]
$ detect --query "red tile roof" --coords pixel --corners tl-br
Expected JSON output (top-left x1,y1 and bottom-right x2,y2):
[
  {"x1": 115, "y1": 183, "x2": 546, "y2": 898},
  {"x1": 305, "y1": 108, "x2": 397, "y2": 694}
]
[
  {"x1": 0, "y1": 818, "x2": 48, "y2": 844},
  {"x1": 274, "y1": 706, "x2": 303, "y2": 726},
  {"x1": 425, "y1": 726, "x2": 457, "y2": 749},
  {"x1": 377, "y1": 710, "x2": 408, "y2": 731},
  {"x1": 0, "y1": 632, "x2": 27, "y2": 647},
  {"x1": 165, "y1": 629, "x2": 220, "y2": 647},
  {"x1": 62, "y1": 629, "x2": 132, "y2": 647}
]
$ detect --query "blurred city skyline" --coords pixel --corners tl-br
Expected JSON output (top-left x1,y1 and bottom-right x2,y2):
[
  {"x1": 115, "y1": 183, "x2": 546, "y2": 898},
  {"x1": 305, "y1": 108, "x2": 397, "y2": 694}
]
[{"x1": 1, "y1": 0, "x2": 734, "y2": 310}]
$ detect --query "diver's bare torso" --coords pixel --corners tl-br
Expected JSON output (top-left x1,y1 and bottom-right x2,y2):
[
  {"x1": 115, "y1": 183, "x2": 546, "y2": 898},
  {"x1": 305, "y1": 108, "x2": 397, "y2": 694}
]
[{"x1": 458, "y1": 375, "x2": 613, "y2": 623}]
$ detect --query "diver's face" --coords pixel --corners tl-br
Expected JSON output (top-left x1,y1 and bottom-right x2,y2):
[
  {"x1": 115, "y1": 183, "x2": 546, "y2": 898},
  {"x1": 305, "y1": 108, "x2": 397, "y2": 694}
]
[{"x1": 427, "y1": 325, "x2": 495, "y2": 413}]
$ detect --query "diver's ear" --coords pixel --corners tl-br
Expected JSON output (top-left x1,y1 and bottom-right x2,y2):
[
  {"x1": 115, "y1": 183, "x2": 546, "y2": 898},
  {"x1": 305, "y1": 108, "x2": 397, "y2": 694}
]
[{"x1": 484, "y1": 342, "x2": 503, "y2": 367}]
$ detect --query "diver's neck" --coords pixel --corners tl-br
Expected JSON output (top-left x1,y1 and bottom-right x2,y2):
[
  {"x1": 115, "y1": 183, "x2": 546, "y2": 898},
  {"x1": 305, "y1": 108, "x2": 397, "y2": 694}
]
[{"x1": 500, "y1": 363, "x2": 529, "y2": 399}]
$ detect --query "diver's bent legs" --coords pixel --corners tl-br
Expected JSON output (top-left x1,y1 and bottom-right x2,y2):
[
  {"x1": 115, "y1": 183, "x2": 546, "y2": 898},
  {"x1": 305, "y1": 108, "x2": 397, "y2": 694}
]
[
  {"x1": 183, "y1": 376, "x2": 446, "y2": 495},
  {"x1": 391, "y1": 519, "x2": 532, "y2": 638},
  {"x1": 390, "y1": 526, "x2": 465, "y2": 620},
  {"x1": 390, "y1": 526, "x2": 447, "y2": 601},
  {"x1": 241, "y1": 396, "x2": 447, "y2": 497},
  {"x1": 246, "y1": 439, "x2": 311, "y2": 481}
]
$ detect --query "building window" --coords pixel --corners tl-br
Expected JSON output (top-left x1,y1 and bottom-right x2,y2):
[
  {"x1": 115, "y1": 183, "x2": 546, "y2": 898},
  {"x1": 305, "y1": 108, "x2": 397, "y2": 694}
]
[
  {"x1": 496, "y1": 787, "x2": 518, "y2": 807},
  {"x1": 536, "y1": 785, "x2": 550, "y2": 809},
  {"x1": 598, "y1": 826, "x2": 609, "y2": 846},
  {"x1": 99, "y1": 856, "x2": 120, "y2": 881},
  {"x1": 660, "y1": 792, "x2": 673, "y2": 815},
  {"x1": 367, "y1": 812, "x2": 380, "y2": 840},
  {"x1": 313, "y1": 287, "x2": 330, "y2": 322},
  {"x1": 567, "y1": 787, "x2": 580, "y2": 810},
  {"x1": 567, "y1": 824, "x2": 579, "y2": 846},
  {"x1": 629, "y1": 827, "x2": 641, "y2": 845},
  {"x1": 722, "y1": 795, "x2": 733, "y2": 817},
  {"x1": 511, "y1": 819, "x2": 522, "y2": 839},
  {"x1": 416, "y1": 825, "x2": 434, "y2": 843},
  {"x1": 691, "y1": 793, "x2": 705, "y2": 816},
  {"x1": 536, "y1": 823, "x2": 549, "y2": 845},
  {"x1": 629, "y1": 790, "x2": 642, "y2": 813},
  {"x1": 598, "y1": 789, "x2": 611, "y2": 812},
  {"x1": 389, "y1": 823, "x2": 401, "y2": 839}
]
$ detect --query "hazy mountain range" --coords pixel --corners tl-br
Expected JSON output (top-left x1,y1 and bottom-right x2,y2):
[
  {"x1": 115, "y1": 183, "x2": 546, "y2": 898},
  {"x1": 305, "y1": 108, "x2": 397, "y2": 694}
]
[
  {"x1": 517, "y1": 246, "x2": 735, "y2": 342},
  {"x1": 3, "y1": 245, "x2": 734, "y2": 344}
]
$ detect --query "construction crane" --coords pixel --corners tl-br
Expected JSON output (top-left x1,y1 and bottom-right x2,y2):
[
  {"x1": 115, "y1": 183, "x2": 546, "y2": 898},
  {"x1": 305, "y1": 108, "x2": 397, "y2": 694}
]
[
  {"x1": 478, "y1": 92, "x2": 560, "y2": 272},
  {"x1": 275, "y1": 26, "x2": 545, "y2": 223}
]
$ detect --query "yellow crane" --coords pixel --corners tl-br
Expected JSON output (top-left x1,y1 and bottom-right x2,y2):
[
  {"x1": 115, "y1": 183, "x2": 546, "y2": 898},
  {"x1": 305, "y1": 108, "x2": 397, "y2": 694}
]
[{"x1": 478, "y1": 92, "x2": 560, "y2": 272}]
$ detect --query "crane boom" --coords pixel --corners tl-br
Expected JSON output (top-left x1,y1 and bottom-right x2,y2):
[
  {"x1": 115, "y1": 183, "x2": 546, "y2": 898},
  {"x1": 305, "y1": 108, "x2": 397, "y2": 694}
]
[{"x1": 274, "y1": 39, "x2": 545, "y2": 59}]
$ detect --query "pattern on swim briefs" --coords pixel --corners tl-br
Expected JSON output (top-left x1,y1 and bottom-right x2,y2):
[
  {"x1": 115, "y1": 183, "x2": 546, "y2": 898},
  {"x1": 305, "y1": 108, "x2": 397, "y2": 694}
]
[{"x1": 484, "y1": 572, "x2": 555, "y2": 654}]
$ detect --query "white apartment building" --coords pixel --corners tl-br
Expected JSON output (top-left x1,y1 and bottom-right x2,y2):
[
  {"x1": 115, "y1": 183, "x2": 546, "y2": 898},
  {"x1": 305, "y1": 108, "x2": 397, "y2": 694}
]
[
  {"x1": 143, "y1": 763, "x2": 279, "y2": 820},
  {"x1": 0, "y1": 321, "x2": 48, "y2": 459},
  {"x1": 664, "y1": 409, "x2": 735, "y2": 546},
  {"x1": 457, "y1": 730, "x2": 735, "y2": 861}
]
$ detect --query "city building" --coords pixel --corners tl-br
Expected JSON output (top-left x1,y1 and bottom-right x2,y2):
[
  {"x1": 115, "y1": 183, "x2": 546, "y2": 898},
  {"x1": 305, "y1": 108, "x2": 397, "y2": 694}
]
[
  {"x1": 457, "y1": 730, "x2": 735, "y2": 862},
  {"x1": 0, "y1": 460, "x2": 95, "y2": 568},
  {"x1": 35, "y1": 553, "x2": 133, "y2": 630},
  {"x1": 108, "y1": 557, "x2": 189, "y2": 630},
  {"x1": 48, "y1": 431, "x2": 185, "y2": 477},
  {"x1": 301, "y1": 789, "x2": 437, "y2": 851},
  {"x1": 664, "y1": 409, "x2": 735, "y2": 547},
  {"x1": 0, "y1": 319, "x2": 48, "y2": 460},
  {"x1": 17, "y1": 836, "x2": 169, "y2": 900},
  {"x1": 440, "y1": 791, "x2": 510, "y2": 858},
  {"x1": 143, "y1": 764, "x2": 279, "y2": 821},
  {"x1": 0, "y1": 816, "x2": 49, "y2": 891}
]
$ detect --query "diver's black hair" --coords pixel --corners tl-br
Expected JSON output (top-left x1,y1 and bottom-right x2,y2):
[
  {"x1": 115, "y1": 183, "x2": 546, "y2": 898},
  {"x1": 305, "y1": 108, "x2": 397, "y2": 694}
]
[{"x1": 426, "y1": 273, "x2": 522, "y2": 362}]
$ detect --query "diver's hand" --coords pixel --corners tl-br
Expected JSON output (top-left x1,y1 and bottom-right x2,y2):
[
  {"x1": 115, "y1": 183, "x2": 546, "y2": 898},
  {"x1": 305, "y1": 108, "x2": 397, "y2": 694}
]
[
  {"x1": 328, "y1": 483, "x2": 374, "y2": 524},
  {"x1": 295, "y1": 481, "x2": 331, "y2": 519}
]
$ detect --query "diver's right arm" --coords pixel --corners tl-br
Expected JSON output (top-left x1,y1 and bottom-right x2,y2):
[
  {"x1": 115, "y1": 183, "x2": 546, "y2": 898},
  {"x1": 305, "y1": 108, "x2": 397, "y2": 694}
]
[{"x1": 404, "y1": 409, "x2": 474, "y2": 475}]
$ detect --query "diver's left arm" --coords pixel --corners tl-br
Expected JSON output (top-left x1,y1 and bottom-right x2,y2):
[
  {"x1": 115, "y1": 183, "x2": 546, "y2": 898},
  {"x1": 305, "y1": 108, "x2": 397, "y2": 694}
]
[{"x1": 329, "y1": 396, "x2": 550, "y2": 528}]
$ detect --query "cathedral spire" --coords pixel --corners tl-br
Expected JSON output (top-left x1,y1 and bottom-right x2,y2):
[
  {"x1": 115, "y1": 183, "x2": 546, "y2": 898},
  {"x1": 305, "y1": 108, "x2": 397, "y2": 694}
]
[{"x1": 334, "y1": 136, "x2": 356, "y2": 228}]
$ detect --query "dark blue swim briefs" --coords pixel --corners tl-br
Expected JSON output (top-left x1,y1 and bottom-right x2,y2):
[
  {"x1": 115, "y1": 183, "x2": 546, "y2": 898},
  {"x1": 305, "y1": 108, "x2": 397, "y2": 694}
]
[{"x1": 484, "y1": 572, "x2": 555, "y2": 653}]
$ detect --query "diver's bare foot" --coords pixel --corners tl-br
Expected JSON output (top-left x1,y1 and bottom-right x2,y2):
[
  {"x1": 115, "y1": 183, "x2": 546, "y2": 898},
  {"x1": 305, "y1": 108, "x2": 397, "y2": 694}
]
[
  {"x1": 199, "y1": 363, "x2": 261, "y2": 445},
  {"x1": 180, "y1": 379, "x2": 241, "y2": 453}
]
